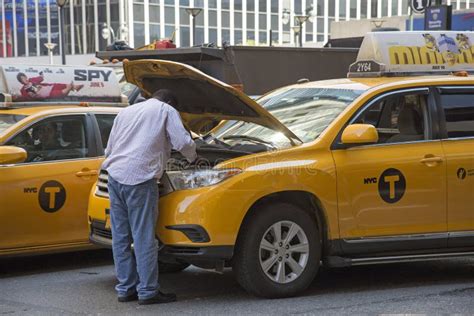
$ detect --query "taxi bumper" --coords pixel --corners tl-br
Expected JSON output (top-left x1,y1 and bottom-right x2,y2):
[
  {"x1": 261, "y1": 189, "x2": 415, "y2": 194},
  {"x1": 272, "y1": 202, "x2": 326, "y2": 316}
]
[
  {"x1": 89, "y1": 219, "x2": 234, "y2": 264},
  {"x1": 89, "y1": 220, "x2": 113, "y2": 248},
  {"x1": 87, "y1": 168, "x2": 268, "y2": 266},
  {"x1": 88, "y1": 173, "x2": 258, "y2": 247}
]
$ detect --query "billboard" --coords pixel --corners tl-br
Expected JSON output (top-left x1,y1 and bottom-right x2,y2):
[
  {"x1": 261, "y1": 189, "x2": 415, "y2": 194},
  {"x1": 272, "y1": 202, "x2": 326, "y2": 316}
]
[
  {"x1": 350, "y1": 31, "x2": 474, "y2": 76},
  {"x1": 0, "y1": 65, "x2": 123, "y2": 103},
  {"x1": 0, "y1": 0, "x2": 59, "y2": 56},
  {"x1": 1, "y1": 0, "x2": 58, "y2": 29}
]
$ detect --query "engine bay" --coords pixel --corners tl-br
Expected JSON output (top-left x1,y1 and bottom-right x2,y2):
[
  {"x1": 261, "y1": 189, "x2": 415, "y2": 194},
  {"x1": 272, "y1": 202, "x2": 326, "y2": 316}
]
[{"x1": 166, "y1": 137, "x2": 272, "y2": 171}]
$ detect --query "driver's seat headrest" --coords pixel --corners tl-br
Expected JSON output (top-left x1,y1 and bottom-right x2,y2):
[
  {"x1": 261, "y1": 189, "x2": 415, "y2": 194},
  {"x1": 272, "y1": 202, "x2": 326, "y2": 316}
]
[
  {"x1": 62, "y1": 121, "x2": 83, "y2": 143},
  {"x1": 398, "y1": 106, "x2": 423, "y2": 135}
]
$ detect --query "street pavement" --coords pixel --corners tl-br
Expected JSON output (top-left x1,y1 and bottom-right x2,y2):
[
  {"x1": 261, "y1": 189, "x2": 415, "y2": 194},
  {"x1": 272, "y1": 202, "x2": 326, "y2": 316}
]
[{"x1": 1, "y1": 249, "x2": 474, "y2": 315}]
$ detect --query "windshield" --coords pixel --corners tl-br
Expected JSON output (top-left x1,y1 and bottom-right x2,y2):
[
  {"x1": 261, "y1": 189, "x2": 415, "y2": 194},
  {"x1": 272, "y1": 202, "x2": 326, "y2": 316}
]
[
  {"x1": 208, "y1": 87, "x2": 363, "y2": 148},
  {"x1": 0, "y1": 114, "x2": 27, "y2": 134},
  {"x1": 113, "y1": 67, "x2": 137, "y2": 97},
  {"x1": 120, "y1": 81, "x2": 137, "y2": 98}
]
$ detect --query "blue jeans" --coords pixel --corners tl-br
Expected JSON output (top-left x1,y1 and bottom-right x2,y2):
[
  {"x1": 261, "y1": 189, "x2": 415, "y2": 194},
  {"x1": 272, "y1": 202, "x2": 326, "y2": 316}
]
[{"x1": 108, "y1": 176, "x2": 159, "y2": 299}]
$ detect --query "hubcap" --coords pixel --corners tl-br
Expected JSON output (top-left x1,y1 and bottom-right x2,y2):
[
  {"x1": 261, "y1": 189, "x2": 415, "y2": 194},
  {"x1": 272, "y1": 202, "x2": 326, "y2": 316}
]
[{"x1": 258, "y1": 220, "x2": 309, "y2": 284}]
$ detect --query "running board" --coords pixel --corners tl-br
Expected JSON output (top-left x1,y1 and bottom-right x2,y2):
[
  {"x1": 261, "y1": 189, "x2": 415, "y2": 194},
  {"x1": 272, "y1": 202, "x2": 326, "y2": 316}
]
[{"x1": 324, "y1": 251, "x2": 474, "y2": 268}]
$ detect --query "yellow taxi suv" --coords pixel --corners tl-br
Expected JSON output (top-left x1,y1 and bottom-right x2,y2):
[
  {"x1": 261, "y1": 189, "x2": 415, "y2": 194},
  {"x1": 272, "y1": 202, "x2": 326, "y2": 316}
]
[
  {"x1": 88, "y1": 31, "x2": 474, "y2": 298},
  {"x1": 0, "y1": 64, "x2": 125, "y2": 257}
]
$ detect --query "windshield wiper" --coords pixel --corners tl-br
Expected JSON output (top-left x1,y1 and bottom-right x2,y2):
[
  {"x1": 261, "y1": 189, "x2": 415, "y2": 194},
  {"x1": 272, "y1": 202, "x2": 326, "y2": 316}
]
[{"x1": 223, "y1": 135, "x2": 277, "y2": 149}]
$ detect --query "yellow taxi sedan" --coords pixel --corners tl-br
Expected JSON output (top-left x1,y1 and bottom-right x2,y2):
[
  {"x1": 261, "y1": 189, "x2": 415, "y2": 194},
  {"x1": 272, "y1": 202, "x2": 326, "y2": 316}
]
[
  {"x1": 88, "y1": 31, "x2": 474, "y2": 298},
  {"x1": 0, "y1": 64, "x2": 123, "y2": 257}
]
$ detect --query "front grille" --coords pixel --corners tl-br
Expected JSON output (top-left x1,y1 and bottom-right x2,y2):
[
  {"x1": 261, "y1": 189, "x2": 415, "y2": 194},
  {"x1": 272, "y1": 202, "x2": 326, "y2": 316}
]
[
  {"x1": 95, "y1": 170, "x2": 109, "y2": 198},
  {"x1": 91, "y1": 222, "x2": 112, "y2": 239},
  {"x1": 95, "y1": 169, "x2": 174, "y2": 198},
  {"x1": 166, "y1": 246, "x2": 202, "y2": 255}
]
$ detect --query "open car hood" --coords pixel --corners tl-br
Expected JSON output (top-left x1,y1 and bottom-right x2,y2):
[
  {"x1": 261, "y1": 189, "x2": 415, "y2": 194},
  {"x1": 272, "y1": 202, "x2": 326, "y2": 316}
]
[{"x1": 123, "y1": 59, "x2": 300, "y2": 142}]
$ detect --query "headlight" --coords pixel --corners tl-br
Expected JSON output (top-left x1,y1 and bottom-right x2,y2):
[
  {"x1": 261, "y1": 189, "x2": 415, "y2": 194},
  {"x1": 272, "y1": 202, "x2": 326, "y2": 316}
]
[{"x1": 167, "y1": 168, "x2": 241, "y2": 190}]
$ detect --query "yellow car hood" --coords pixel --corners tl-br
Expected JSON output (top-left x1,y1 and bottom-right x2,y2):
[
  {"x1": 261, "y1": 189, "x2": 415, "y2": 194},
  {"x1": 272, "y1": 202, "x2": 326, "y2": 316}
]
[{"x1": 123, "y1": 59, "x2": 300, "y2": 142}]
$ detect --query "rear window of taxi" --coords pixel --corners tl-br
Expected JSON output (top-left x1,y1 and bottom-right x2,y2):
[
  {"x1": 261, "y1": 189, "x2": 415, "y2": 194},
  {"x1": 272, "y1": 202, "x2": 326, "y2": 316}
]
[{"x1": 0, "y1": 114, "x2": 27, "y2": 133}]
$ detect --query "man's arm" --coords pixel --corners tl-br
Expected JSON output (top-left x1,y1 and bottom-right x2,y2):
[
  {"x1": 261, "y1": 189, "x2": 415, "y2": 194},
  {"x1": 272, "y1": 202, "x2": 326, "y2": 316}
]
[
  {"x1": 165, "y1": 106, "x2": 197, "y2": 162},
  {"x1": 104, "y1": 117, "x2": 119, "y2": 158},
  {"x1": 104, "y1": 136, "x2": 113, "y2": 158}
]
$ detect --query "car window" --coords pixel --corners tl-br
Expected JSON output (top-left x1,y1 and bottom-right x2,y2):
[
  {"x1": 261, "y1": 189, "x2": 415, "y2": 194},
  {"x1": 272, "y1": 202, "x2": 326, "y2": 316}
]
[
  {"x1": 0, "y1": 114, "x2": 27, "y2": 134},
  {"x1": 440, "y1": 93, "x2": 474, "y2": 138},
  {"x1": 95, "y1": 114, "x2": 116, "y2": 149},
  {"x1": 355, "y1": 93, "x2": 428, "y2": 144},
  {"x1": 208, "y1": 87, "x2": 363, "y2": 149},
  {"x1": 121, "y1": 82, "x2": 137, "y2": 98},
  {"x1": 6, "y1": 115, "x2": 89, "y2": 163},
  {"x1": 115, "y1": 67, "x2": 137, "y2": 98},
  {"x1": 259, "y1": 88, "x2": 364, "y2": 142}
]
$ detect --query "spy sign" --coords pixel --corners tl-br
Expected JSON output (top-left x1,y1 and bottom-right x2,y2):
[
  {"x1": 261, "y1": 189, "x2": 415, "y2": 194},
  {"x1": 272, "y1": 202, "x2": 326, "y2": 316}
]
[
  {"x1": 0, "y1": 65, "x2": 122, "y2": 103},
  {"x1": 410, "y1": 0, "x2": 431, "y2": 14}
]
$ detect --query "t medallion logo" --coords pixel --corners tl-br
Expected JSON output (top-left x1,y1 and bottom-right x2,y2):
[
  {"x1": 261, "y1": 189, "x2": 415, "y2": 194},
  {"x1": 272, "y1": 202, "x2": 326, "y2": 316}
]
[
  {"x1": 38, "y1": 180, "x2": 66, "y2": 213},
  {"x1": 457, "y1": 168, "x2": 467, "y2": 180},
  {"x1": 378, "y1": 168, "x2": 406, "y2": 204}
]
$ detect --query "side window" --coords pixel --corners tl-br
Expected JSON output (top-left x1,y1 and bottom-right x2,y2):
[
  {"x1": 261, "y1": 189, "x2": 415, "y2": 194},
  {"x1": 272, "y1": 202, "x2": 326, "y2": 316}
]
[
  {"x1": 440, "y1": 93, "x2": 474, "y2": 138},
  {"x1": 355, "y1": 92, "x2": 428, "y2": 144},
  {"x1": 6, "y1": 115, "x2": 88, "y2": 163},
  {"x1": 95, "y1": 114, "x2": 116, "y2": 149}
]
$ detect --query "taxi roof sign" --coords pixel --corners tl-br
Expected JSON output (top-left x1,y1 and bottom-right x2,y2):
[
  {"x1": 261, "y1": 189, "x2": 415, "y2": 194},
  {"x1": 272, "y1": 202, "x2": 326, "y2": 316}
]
[
  {"x1": 348, "y1": 31, "x2": 474, "y2": 77},
  {"x1": 0, "y1": 64, "x2": 126, "y2": 106}
]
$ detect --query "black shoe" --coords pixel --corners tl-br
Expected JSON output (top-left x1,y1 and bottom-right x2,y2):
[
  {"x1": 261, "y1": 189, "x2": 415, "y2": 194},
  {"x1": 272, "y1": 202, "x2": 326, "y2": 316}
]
[
  {"x1": 138, "y1": 291, "x2": 177, "y2": 305},
  {"x1": 118, "y1": 292, "x2": 138, "y2": 303}
]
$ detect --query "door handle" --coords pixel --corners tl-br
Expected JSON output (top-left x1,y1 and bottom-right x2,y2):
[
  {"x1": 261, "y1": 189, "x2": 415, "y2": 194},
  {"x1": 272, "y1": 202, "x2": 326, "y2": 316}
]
[
  {"x1": 76, "y1": 169, "x2": 98, "y2": 177},
  {"x1": 420, "y1": 156, "x2": 443, "y2": 166}
]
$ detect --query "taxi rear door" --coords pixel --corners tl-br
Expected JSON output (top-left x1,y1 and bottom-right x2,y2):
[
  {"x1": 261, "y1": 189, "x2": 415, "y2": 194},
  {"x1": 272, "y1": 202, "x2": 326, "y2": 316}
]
[
  {"x1": 435, "y1": 87, "x2": 474, "y2": 247},
  {"x1": 0, "y1": 114, "x2": 100, "y2": 253},
  {"x1": 332, "y1": 87, "x2": 448, "y2": 255}
]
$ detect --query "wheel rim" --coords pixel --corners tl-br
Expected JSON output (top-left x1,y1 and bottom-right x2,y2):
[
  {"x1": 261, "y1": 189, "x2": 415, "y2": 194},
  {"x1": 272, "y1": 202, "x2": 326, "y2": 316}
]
[{"x1": 258, "y1": 220, "x2": 309, "y2": 284}]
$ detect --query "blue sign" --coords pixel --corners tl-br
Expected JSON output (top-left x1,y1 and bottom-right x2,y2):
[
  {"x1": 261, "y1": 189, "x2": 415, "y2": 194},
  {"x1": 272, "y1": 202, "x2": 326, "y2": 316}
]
[
  {"x1": 424, "y1": 5, "x2": 452, "y2": 30},
  {"x1": 411, "y1": 7, "x2": 474, "y2": 31}
]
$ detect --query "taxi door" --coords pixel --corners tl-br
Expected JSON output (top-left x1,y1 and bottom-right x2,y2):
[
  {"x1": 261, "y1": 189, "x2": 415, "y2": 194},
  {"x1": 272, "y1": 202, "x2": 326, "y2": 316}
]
[
  {"x1": 0, "y1": 114, "x2": 100, "y2": 252},
  {"x1": 435, "y1": 87, "x2": 474, "y2": 247},
  {"x1": 332, "y1": 88, "x2": 447, "y2": 254}
]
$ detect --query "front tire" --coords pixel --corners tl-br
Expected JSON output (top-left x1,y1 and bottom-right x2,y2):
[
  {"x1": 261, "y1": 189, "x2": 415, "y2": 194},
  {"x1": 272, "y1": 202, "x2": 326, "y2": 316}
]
[{"x1": 233, "y1": 202, "x2": 321, "y2": 298}]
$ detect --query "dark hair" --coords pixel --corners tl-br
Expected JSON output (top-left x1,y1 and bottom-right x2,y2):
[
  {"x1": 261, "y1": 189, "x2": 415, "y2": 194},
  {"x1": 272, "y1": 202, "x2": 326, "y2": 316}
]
[
  {"x1": 17, "y1": 72, "x2": 27, "y2": 83},
  {"x1": 152, "y1": 89, "x2": 178, "y2": 107}
]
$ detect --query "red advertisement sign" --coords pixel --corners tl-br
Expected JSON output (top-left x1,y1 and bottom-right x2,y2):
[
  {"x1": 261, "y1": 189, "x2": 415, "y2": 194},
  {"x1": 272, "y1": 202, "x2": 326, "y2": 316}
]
[{"x1": 0, "y1": 65, "x2": 123, "y2": 103}]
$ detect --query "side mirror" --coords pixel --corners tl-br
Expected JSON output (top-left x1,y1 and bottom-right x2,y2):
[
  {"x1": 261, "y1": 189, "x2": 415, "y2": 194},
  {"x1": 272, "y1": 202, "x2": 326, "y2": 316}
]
[
  {"x1": 0, "y1": 146, "x2": 27, "y2": 164},
  {"x1": 341, "y1": 124, "x2": 379, "y2": 145}
]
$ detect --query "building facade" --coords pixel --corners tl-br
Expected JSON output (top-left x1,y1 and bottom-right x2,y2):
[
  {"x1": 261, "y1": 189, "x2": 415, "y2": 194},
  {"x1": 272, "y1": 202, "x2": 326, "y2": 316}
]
[{"x1": 0, "y1": 0, "x2": 473, "y2": 60}]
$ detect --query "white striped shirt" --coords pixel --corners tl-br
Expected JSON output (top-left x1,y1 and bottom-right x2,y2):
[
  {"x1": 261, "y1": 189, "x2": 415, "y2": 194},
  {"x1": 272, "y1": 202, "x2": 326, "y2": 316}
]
[{"x1": 102, "y1": 98, "x2": 197, "y2": 185}]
